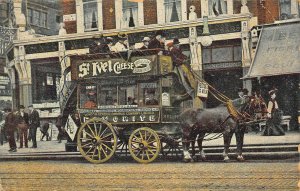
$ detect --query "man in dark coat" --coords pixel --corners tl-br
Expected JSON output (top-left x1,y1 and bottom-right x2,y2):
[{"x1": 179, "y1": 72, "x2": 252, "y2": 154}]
[
  {"x1": 170, "y1": 38, "x2": 196, "y2": 97},
  {"x1": 28, "y1": 105, "x2": 40, "y2": 148},
  {"x1": 4, "y1": 108, "x2": 17, "y2": 152},
  {"x1": 16, "y1": 105, "x2": 29, "y2": 148},
  {"x1": 148, "y1": 31, "x2": 165, "y2": 50}
]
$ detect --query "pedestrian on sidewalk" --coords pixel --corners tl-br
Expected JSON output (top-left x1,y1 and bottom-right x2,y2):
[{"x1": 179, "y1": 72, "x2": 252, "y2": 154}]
[
  {"x1": 4, "y1": 108, "x2": 17, "y2": 152},
  {"x1": 28, "y1": 105, "x2": 40, "y2": 148},
  {"x1": 56, "y1": 115, "x2": 63, "y2": 143},
  {"x1": 40, "y1": 123, "x2": 50, "y2": 141},
  {"x1": 262, "y1": 88, "x2": 285, "y2": 136},
  {"x1": 16, "y1": 105, "x2": 29, "y2": 148}
]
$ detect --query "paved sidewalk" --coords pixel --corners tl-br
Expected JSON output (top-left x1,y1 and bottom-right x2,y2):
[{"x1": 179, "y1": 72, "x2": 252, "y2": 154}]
[{"x1": 0, "y1": 131, "x2": 298, "y2": 155}]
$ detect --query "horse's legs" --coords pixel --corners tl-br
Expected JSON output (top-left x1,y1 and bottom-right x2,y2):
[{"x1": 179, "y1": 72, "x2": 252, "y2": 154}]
[
  {"x1": 197, "y1": 132, "x2": 206, "y2": 161},
  {"x1": 223, "y1": 130, "x2": 234, "y2": 161},
  {"x1": 235, "y1": 125, "x2": 245, "y2": 161},
  {"x1": 182, "y1": 125, "x2": 192, "y2": 162}
]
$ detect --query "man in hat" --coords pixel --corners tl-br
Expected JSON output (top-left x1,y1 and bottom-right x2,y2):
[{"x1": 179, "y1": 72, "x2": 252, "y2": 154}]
[
  {"x1": 262, "y1": 88, "x2": 285, "y2": 136},
  {"x1": 16, "y1": 105, "x2": 29, "y2": 148},
  {"x1": 145, "y1": 89, "x2": 159, "y2": 105},
  {"x1": 99, "y1": 37, "x2": 114, "y2": 53},
  {"x1": 89, "y1": 36, "x2": 102, "y2": 54},
  {"x1": 148, "y1": 31, "x2": 165, "y2": 50},
  {"x1": 84, "y1": 91, "x2": 97, "y2": 108},
  {"x1": 28, "y1": 105, "x2": 40, "y2": 148},
  {"x1": 113, "y1": 35, "x2": 128, "y2": 52},
  {"x1": 139, "y1": 37, "x2": 150, "y2": 50},
  {"x1": 170, "y1": 38, "x2": 196, "y2": 97},
  {"x1": 4, "y1": 107, "x2": 17, "y2": 152}
]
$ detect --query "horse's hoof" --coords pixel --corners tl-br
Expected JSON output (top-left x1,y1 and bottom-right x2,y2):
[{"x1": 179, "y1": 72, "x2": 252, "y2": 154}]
[
  {"x1": 183, "y1": 158, "x2": 191, "y2": 163},
  {"x1": 223, "y1": 156, "x2": 230, "y2": 162},
  {"x1": 200, "y1": 157, "x2": 207, "y2": 161},
  {"x1": 236, "y1": 156, "x2": 245, "y2": 162},
  {"x1": 192, "y1": 156, "x2": 197, "y2": 162}
]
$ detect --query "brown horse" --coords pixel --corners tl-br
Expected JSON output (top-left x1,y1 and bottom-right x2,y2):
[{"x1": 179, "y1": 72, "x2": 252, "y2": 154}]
[{"x1": 179, "y1": 97, "x2": 266, "y2": 162}]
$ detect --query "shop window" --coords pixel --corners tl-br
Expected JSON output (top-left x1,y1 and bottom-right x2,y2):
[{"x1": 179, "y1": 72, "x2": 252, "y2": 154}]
[
  {"x1": 164, "y1": 0, "x2": 181, "y2": 23},
  {"x1": 140, "y1": 82, "x2": 159, "y2": 106},
  {"x1": 122, "y1": 0, "x2": 138, "y2": 28},
  {"x1": 208, "y1": 0, "x2": 227, "y2": 16},
  {"x1": 202, "y1": 45, "x2": 241, "y2": 64},
  {"x1": 32, "y1": 64, "x2": 61, "y2": 103},
  {"x1": 80, "y1": 84, "x2": 97, "y2": 109},
  {"x1": 27, "y1": 8, "x2": 47, "y2": 28},
  {"x1": 279, "y1": 0, "x2": 292, "y2": 20},
  {"x1": 83, "y1": 0, "x2": 98, "y2": 31},
  {"x1": 0, "y1": 3, "x2": 8, "y2": 19}
]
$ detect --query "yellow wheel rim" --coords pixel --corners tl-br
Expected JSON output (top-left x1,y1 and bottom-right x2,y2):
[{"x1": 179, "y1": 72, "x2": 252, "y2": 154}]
[
  {"x1": 77, "y1": 118, "x2": 117, "y2": 164},
  {"x1": 128, "y1": 127, "x2": 161, "y2": 163}
]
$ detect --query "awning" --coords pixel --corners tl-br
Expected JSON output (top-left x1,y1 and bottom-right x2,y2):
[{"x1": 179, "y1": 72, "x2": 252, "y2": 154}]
[{"x1": 244, "y1": 22, "x2": 300, "y2": 78}]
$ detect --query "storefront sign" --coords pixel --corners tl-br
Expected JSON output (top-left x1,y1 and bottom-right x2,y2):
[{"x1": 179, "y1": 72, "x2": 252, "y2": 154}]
[
  {"x1": 203, "y1": 61, "x2": 242, "y2": 70},
  {"x1": 79, "y1": 107, "x2": 160, "y2": 123},
  {"x1": 197, "y1": 82, "x2": 208, "y2": 98},
  {"x1": 72, "y1": 55, "x2": 157, "y2": 80},
  {"x1": 0, "y1": 75, "x2": 11, "y2": 96}
]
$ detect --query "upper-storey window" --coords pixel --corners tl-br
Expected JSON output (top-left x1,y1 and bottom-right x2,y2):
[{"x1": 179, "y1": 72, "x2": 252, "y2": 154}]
[
  {"x1": 164, "y1": 0, "x2": 181, "y2": 22},
  {"x1": 279, "y1": 0, "x2": 292, "y2": 20},
  {"x1": 122, "y1": 0, "x2": 138, "y2": 28},
  {"x1": 28, "y1": 8, "x2": 47, "y2": 28},
  {"x1": 208, "y1": 0, "x2": 227, "y2": 16},
  {"x1": 83, "y1": 0, "x2": 98, "y2": 31}
]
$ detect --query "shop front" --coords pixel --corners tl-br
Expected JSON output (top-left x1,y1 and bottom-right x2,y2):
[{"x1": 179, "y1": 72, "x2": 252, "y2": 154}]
[{"x1": 245, "y1": 21, "x2": 300, "y2": 130}]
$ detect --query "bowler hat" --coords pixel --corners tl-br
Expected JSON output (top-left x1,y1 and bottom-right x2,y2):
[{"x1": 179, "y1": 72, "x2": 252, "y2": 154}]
[
  {"x1": 268, "y1": 88, "x2": 278, "y2": 95},
  {"x1": 173, "y1": 38, "x2": 180, "y2": 45},
  {"x1": 155, "y1": 30, "x2": 166, "y2": 37},
  {"x1": 19, "y1": 105, "x2": 25, "y2": 109}
]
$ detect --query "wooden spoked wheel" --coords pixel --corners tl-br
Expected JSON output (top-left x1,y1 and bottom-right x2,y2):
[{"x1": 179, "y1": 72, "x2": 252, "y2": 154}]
[
  {"x1": 128, "y1": 127, "x2": 161, "y2": 163},
  {"x1": 77, "y1": 118, "x2": 117, "y2": 163}
]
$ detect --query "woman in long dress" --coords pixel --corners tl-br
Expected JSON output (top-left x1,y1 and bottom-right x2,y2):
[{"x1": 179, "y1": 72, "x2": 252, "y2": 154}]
[{"x1": 262, "y1": 89, "x2": 285, "y2": 136}]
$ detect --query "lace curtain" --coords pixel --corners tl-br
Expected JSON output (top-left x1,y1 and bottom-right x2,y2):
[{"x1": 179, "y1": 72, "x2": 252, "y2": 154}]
[
  {"x1": 122, "y1": 7, "x2": 138, "y2": 28},
  {"x1": 208, "y1": 0, "x2": 227, "y2": 16},
  {"x1": 83, "y1": 1, "x2": 98, "y2": 30},
  {"x1": 165, "y1": 0, "x2": 181, "y2": 22}
]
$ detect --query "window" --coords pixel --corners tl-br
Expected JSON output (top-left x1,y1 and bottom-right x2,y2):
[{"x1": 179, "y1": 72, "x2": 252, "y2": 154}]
[
  {"x1": 279, "y1": 0, "x2": 292, "y2": 20},
  {"x1": 99, "y1": 85, "x2": 138, "y2": 106},
  {"x1": 27, "y1": 8, "x2": 47, "y2": 28},
  {"x1": 164, "y1": 0, "x2": 181, "y2": 23},
  {"x1": 32, "y1": 64, "x2": 61, "y2": 103},
  {"x1": 83, "y1": 0, "x2": 98, "y2": 31},
  {"x1": 202, "y1": 45, "x2": 241, "y2": 64},
  {"x1": 140, "y1": 82, "x2": 159, "y2": 106},
  {"x1": 122, "y1": 0, "x2": 138, "y2": 28},
  {"x1": 80, "y1": 84, "x2": 98, "y2": 109},
  {"x1": 0, "y1": 3, "x2": 8, "y2": 19},
  {"x1": 208, "y1": 0, "x2": 227, "y2": 16}
]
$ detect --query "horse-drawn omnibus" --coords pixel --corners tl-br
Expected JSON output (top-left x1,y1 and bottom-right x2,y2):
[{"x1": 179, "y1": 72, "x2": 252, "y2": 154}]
[
  {"x1": 61, "y1": 50, "x2": 267, "y2": 164},
  {"x1": 61, "y1": 50, "x2": 190, "y2": 164}
]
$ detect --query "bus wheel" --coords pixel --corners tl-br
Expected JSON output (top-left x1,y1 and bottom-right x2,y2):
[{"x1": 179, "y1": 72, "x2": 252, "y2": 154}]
[
  {"x1": 128, "y1": 127, "x2": 161, "y2": 163},
  {"x1": 77, "y1": 118, "x2": 117, "y2": 163}
]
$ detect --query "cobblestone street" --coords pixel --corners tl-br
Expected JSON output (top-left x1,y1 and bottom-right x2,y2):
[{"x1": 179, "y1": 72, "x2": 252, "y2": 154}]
[{"x1": 0, "y1": 161, "x2": 298, "y2": 191}]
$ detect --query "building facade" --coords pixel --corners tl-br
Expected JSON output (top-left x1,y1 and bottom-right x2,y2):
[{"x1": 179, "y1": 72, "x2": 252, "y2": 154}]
[{"x1": 5, "y1": 0, "x2": 300, "y2": 127}]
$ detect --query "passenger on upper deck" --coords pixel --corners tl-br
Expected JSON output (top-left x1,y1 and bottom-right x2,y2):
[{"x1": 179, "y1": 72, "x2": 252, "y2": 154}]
[
  {"x1": 113, "y1": 34, "x2": 128, "y2": 52},
  {"x1": 100, "y1": 37, "x2": 114, "y2": 54},
  {"x1": 139, "y1": 37, "x2": 150, "y2": 50},
  {"x1": 89, "y1": 36, "x2": 102, "y2": 54},
  {"x1": 170, "y1": 38, "x2": 196, "y2": 97},
  {"x1": 148, "y1": 30, "x2": 166, "y2": 50}
]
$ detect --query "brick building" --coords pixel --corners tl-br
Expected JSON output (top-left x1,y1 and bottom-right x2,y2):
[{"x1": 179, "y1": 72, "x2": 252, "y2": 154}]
[{"x1": 5, "y1": 0, "x2": 300, "y2": 127}]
